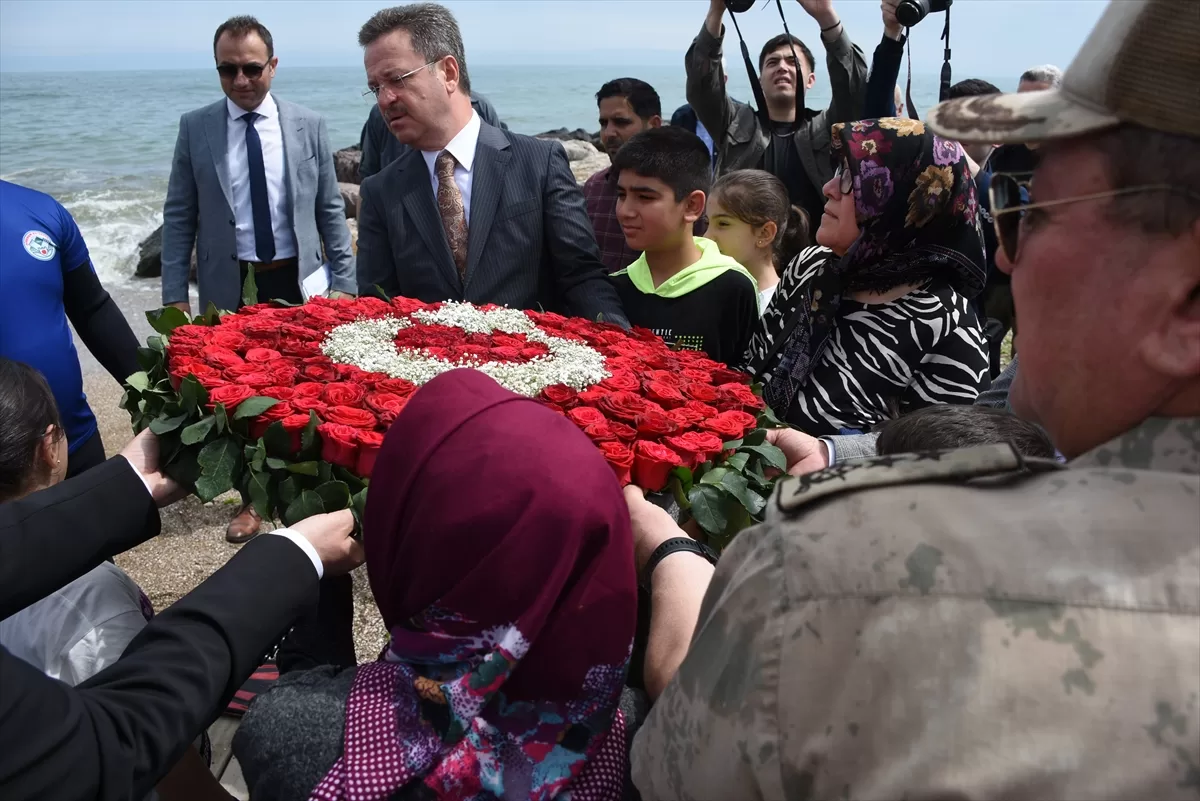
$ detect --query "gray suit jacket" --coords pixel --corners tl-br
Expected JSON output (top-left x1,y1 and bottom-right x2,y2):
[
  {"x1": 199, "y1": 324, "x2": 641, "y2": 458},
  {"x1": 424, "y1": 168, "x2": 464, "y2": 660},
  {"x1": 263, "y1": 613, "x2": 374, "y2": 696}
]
[
  {"x1": 355, "y1": 121, "x2": 627, "y2": 326},
  {"x1": 161, "y1": 97, "x2": 354, "y2": 312}
]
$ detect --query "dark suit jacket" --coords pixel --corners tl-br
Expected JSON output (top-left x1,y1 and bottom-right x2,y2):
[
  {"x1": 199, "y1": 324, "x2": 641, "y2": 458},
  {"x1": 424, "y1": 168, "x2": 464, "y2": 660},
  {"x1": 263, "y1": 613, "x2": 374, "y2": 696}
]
[
  {"x1": 355, "y1": 121, "x2": 628, "y2": 326},
  {"x1": 0, "y1": 457, "x2": 318, "y2": 801}
]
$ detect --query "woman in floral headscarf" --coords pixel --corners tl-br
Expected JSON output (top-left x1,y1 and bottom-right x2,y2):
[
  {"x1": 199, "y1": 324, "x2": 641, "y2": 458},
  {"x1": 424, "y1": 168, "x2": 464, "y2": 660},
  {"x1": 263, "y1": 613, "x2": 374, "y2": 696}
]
[
  {"x1": 233, "y1": 369, "x2": 638, "y2": 801},
  {"x1": 743, "y1": 118, "x2": 990, "y2": 435}
]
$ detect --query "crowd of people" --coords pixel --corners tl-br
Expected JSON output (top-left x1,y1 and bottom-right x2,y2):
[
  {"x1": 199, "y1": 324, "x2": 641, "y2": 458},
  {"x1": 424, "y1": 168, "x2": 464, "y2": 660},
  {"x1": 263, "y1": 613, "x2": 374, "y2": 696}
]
[{"x1": 1, "y1": 0, "x2": 1198, "y2": 798}]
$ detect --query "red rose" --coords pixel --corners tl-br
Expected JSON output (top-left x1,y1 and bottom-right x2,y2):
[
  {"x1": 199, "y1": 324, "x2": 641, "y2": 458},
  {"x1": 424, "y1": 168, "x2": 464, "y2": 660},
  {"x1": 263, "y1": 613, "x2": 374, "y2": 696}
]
[
  {"x1": 201, "y1": 345, "x2": 245, "y2": 369},
  {"x1": 645, "y1": 381, "x2": 686, "y2": 409},
  {"x1": 539, "y1": 385, "x2": 579, "y2": 409},
  {"x1": 666, "y1": 406, "x2": 706, "y2": 428},
  {"x1": 575, "y1": 388, "x2": 609, "y2": 407},
  {"x1": 317, "y1": 423, "x2": 359, "y2": 469},
  {"x1": 210, "y1": 331, "x2": 247, "y2": 350},
  {"x1": 334, "y1": 363, "x2": 370, "y2": 382},
  {"x1": 702, "y1": 410, "x2": 758, "y2": 440},
  {"x1": 374, "y1": 378, "x2": 417, "y2": 397},
  {"x1": 681, "y1": 368, "x2": 715, "y2": 384},
  {"x1": 664, "y1": 431, "x2": 724, "y2": 469},
  {"x1": 608, "y1": 420, "x2": 637, "y2": 442},
  {"x1": 279, "y1": 413, "x2": 312, "y2": 451},
  {"x1": 169, "y1": 324, "x2": 210, "y2": 342},
  {"x1": 291, "y1": 396, "x2": 328, "y2": 419},
  {"x1": 598, "y1": 391, "x2": 660, "y2": 423},
  {"x1": 241, "y1": 372, "x2": 276, "y2": 389},
  {"x1": 245, "y1": 347, "x2": 281, "y2": 363},
  {"x1": 292, "y1": 382, "x2": 325, "y2": 399},
  {"x1": 583, "y1": 420, "x2": 618, "y2": 443},
  {"x1": 324, "y1": 405, "x2": 377, "y2": 430},
  {"x1": 391, "y1": 296, "x2": 429, "y2": 315},
  {"x1": 717, "y1": 382, "x2": 767, "y2": 411},
  {"x1": 683, "y1": 381, "x2": 722, "y2": 403},
  {"x1": 599, "y1": 441, "x2": 635, "y2": 485},
  {"x1": 356, "y1": 430, "x2": 385, "y2": 477},
  {"x1": 322, "y1": 382, "x2": 368, "y2": 407},
  {"x1": 249, "y1": 401, "x2": 296, "y2": 440},
  {"x1": 533, "y1": 310, "x2": 569, "y2": 329},
  {"x1": 260, "y1": 386, "x2": 296, "y2": 400},
  {"x1": 520, "y1": 346, "x2": 548, "y2": 360},
  {"x1": 281, "y1": 323, "x2": 322, "y2": 342},
  {"x1": 281, "y1": 340, "x2": 322, "y2": 358},
  {"x1": 207, "y1": 383, "x2": 255, "y2": 412},
  {"x1": 301, "y1": 363, "x2": 338, "y2": 382},
  {"x1": 354, "y1": 297, "x2": 394, "y2": 317},
  {"x1": 224, "y1": 362, "x2": 263, "y2": 378},
  {"x1": 710, "y1": 366, "x2": 750, "y2": 385},
  {"x1": 599, "y1": 370, "x2": 641, "y2": 393},
  {"x1": 634, "y1": 410, "x2": 678, "y2": 439},
  {"x1": 632, "y1": 440, "x2": 683, "y2": 491},
  {"x1": 683, "y1": 400, "x2": 719, "y2": 418},
  {"x1": 244, "y1": 316, "x2": 283, "y2": 339},
  {"x1": 489, "y1": 345, "x2": 522, "y2": 361},
  {"x1": 645, "y1": 370, "x2": 683, "y2": 388},
  {"x1": 365, "y1": 392, "x2": 409, "y2": 425},
  {"x1": 268, "y1": 365, "x2": 299, "y2": 386},
  {"x1": 567, "y1": 406, "x2": 606, "y2": 429}
]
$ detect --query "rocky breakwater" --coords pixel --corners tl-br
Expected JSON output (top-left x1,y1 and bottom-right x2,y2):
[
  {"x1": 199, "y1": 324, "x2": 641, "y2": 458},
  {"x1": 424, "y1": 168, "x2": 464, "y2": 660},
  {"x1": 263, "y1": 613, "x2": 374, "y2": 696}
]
[{"x1": 133, "y1": 130, "x2": 609, "y2": 280}]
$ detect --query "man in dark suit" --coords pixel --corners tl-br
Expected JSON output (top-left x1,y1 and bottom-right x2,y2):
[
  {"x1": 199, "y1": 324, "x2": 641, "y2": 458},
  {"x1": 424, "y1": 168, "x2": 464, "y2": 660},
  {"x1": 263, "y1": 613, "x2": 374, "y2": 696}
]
[
  {"x1": 359, "y1": 91, "x2": 506, "y2": 181},
  {"x1": 0, "y1": 429, "x2": 363, "y2": 801},
  {"x1": 354, "y1": 4, "x2": 628, "y2": 326}
]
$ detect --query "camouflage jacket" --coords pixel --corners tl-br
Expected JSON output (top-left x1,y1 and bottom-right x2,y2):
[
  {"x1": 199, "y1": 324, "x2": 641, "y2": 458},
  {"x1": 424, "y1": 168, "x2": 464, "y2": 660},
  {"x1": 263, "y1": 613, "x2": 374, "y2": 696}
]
[{"x1": 631, "y1": 417, "x2": 1200, "y2": 800}]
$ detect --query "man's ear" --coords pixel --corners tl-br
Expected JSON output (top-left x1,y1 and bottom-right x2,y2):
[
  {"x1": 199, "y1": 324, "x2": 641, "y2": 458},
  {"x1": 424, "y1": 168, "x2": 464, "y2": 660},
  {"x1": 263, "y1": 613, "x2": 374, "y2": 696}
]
[
  {"x1": 684, "y1": 190, "x2": 707, "y2": 223},
  {"x1": 649, "y1": 115, "x2": 663, "y2": 129},
  {"x1": 37, "y1": 424, "x2": 59, "y2": 474},
  {"x1": 1138, "y1": 221, "x2": 1200, "y2": 379},
  {"x1": 441, "y1": 55, "x2": 461, "y2": 94}
]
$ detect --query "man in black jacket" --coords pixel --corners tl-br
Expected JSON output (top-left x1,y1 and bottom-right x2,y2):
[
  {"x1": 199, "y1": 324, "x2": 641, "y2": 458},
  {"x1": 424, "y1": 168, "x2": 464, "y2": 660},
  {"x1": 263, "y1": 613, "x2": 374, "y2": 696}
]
[{"x1": 0, "y1": 429, "x2": 364, "y2": 801}]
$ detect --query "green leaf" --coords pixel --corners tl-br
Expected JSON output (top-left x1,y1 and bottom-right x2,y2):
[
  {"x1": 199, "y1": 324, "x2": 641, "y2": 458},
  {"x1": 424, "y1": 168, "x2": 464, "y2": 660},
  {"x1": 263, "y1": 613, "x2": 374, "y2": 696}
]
[
  {"x1": 195, "y1": 437, "x2": 241, "y2": 502},
  {"x1": 247, "y1": 468, "x2": 273, "y2": 520},
  {"x1": 743, "y1": 428, "x2": 768, "y2": 447},
  {"x1": 164, "y1": 446, "x2": 202, "y2": 489},
  {"x1": 278, "y1": 475, "x2": 299, "y2": 507},
  {"x1": 317, "y1": 461, "x2": 333, "y2": 484},
  {"x1": 722, "y1": 439, "x2": 743, "y2": 450},
  {"x1": 146, "y1": 306, "x2": 190, "y2": 336},
  {"x1": 232, "y1": 396, "x2": 279, "y2": 421},
  {"x1": 688, "y1": 484, "x2": 729, "y2": 537},
  {"x1": 265, "y1": 456, "x2": 288, "y2": 470},
  {"x1": 136, "y1": 347, "x2": 161, "y2": 373},
  {"x1": 315, "y1": 480, "x2": 351, "y2": 512},
  {"x1": 300, "y1": 411, "x2": 320, "y2": 456},
  {"x1": 126, "y1": 371, "x2": 150, "y2": 391},
  {"x1": 699, "y1": 467, "x2": 731, "y2": 486},
  {"x1": 669, "y1": 475, "x2": 691, "y2": 511},
  {"x1": 263, "y1": 420, "x2": 294, "y2": 458},
  {"x1": 180, "y1": 416, "x2": 216, "y2": 445},
  {"x1": 214, "y1": 403, "x2": 228, "y2": 434},
  {"x1": 350, "y1": 488, "x2": 369, "y2": 539},
  {"x1": 202, "y1": 302, "x2": 223, "y2": 326},
  {"x1": 723, "y1": 451, "x2": 750, "y2": 472},
  {"x1": 284, "y1": 490, "x2": 326, "y2": 526},
  {"x1": 669, "y1": 465, "x2": 693, "y2": 496},
  {"x1": 242, "y1": 267, "x2": 259, "y2": 307},
  {"x1": 147, "y1": 335, "x2": 165, "y2": 353},
  {"x1": 740, "y1": 443, "x2": 787, "y2": 472},
  {"x1": 757, "y1": 404, "x2": 784, "y2": 428},
  {"x1": 148, "y1": 412, "x2": 189, "y2": 435},
  {"x1": 333, "y1": 465, "x2": 368, "y2": 494},
  {"x1": 710, "y1": 470, "x2": 766, "y2": 516},
  {"x1": 371, "y1": 283, "x2": 392, "y2": 301},
  {"x1": 286, "y1": 461, "x2": 319, "y2": 476},
  {"x1": 180, "y1": 376, "x2": 207, "y2": 414}
]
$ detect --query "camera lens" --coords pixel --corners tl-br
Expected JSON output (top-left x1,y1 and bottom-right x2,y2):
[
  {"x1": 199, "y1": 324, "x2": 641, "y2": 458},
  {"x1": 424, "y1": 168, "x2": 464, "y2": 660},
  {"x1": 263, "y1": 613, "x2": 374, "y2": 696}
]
[
  {"x1": 724, "y1": 0, "x2": 757, "y2": 12},
  {"x1": 896, "y1": 0, "x2": 930, "y2": 27}
]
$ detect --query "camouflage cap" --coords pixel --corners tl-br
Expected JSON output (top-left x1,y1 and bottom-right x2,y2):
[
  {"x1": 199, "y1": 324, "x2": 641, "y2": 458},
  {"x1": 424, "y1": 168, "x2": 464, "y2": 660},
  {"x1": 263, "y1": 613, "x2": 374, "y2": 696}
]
[{"x1": 927, "y1": 0, "x2": 1200, "y2": 144}]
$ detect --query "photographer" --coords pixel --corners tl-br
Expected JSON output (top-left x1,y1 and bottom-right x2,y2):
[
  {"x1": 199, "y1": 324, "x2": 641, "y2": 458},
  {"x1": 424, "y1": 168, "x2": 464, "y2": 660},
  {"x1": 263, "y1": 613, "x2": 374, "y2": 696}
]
[{"x1": 685, "y1": 0, "x2": 867, "y2": 229}]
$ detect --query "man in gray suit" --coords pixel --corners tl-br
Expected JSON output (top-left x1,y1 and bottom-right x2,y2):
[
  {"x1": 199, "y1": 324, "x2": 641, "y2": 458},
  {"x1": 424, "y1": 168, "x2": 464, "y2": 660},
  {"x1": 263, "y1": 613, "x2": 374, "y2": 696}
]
[
  {"x1": 355, "y1": 4, "x2": 628, "y2": 326},
  {"x1": 162, "y1": 15, "x2": 355, "y2": 319},
  {"x1": 161, "y1": 15, "x2": 356, "y2": 542}
]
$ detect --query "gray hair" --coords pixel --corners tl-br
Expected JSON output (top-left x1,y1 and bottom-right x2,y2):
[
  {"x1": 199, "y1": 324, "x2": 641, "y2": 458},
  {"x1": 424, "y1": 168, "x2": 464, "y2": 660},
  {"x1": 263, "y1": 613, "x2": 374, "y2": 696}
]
[
  {"x1": 1019, "y1": 64, "x2": 1063, "y2": 88},
  {"x1": 358, "y1": 3, "x2": 470, "y2": 92}
]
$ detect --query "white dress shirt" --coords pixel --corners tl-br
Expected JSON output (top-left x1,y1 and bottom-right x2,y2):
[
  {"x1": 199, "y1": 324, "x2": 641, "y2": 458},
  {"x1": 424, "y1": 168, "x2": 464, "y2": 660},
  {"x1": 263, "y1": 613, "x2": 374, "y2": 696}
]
[
  {"x1": 226, "y1": 92, "x2": 297, "y2": 261},
  {"x1": 420, "y1": 110, "x2": 481, "y2": 225}
]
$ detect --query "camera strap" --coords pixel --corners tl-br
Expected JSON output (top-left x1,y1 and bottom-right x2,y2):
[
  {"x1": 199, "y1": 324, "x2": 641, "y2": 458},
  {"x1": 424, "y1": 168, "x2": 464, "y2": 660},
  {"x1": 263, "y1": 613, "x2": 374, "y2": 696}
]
[
  {"x1": 902, "y1": 4, "x2": 953, "y2": 121},
  {"x1": 773, "y1": 0, "x2": 808, "y2": 125}
]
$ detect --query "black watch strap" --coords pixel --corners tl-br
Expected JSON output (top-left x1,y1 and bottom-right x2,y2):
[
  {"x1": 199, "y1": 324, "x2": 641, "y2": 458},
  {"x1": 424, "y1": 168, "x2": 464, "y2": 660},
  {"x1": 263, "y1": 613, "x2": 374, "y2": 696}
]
[{"x1": 640, "y1": 537, "x2": 718, "y2": 590}]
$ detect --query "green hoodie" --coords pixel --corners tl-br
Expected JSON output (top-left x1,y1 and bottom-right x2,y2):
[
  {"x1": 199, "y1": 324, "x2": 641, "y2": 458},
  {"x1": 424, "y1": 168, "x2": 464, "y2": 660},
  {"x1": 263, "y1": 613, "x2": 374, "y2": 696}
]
[{"x1": 614, "y1": 237, "x2": 760, "y2": 311}]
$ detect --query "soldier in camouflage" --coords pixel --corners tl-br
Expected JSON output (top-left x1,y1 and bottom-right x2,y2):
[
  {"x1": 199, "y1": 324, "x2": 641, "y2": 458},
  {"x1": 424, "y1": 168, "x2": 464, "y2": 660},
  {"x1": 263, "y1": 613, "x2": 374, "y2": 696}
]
[{"x1": 629, "y1": 0, "x2": 1200, "y2": 798}]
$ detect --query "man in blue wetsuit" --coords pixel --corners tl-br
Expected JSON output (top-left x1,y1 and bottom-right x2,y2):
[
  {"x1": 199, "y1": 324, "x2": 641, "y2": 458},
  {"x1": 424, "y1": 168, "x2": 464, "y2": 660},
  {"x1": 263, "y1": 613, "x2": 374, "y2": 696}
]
[{"x1": 0, "y1": 180, "x2": 140, "y2": 476}]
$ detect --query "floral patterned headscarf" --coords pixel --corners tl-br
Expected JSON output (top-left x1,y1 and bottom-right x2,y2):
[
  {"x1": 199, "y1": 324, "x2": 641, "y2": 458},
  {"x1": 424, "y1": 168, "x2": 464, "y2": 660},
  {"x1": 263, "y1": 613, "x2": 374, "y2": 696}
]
[
  {"x1": 747, "y1": 118, "x2": 986, "y2": 419},
  {"x1": 311, "y1": 369, "x2": 636, "y2": 801}
]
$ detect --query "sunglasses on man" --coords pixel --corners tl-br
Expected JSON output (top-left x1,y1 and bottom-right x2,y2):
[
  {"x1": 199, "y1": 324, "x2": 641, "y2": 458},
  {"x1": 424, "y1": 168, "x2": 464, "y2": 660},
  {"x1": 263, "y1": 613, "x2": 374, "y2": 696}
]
[
  {"x1": 989, "y1": 173, "x2": 1200, "y2": 263},
  {"x1": 217, "y1": 62, "x2": 268, "y2": 80}
]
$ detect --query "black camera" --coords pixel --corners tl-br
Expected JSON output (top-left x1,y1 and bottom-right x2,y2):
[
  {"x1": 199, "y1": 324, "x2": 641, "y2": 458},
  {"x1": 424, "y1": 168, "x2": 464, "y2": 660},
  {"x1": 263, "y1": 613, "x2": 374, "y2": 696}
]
[
  {"x1": 896, "y1": 0, "x2": 951, "y2": 27},
  {"x1": 724, "y1": 0, "x2": 757, "y2": 12}
]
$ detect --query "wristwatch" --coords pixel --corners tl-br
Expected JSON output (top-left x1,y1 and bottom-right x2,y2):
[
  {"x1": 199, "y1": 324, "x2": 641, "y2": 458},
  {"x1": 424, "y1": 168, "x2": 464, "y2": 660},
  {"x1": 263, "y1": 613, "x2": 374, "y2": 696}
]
[{"x1": 640, "y1": 537, "x2": 719, "y2": 591}]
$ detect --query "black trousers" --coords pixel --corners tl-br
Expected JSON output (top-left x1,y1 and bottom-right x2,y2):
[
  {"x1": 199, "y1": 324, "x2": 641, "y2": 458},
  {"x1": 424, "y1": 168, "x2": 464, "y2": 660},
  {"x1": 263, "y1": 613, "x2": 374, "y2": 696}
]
[
  {"x1": 238, "y1": 261, "x2": 304, "y2": 307},
  {"x1": 275, "y1": 574, "x2": 358, "y2": 674},
  {"x1": 66, "y1": 429, "x2": 107, "y2": 479}
]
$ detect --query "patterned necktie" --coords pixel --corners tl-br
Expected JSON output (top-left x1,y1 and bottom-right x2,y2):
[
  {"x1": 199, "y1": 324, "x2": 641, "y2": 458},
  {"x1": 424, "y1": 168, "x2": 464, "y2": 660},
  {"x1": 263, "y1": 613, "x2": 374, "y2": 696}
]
[
  {"x1": 240, "y1": 112, "x2": 275, "y2": 263},
  {"x1": 435, "y1": 151, "x2": 468, "y2": 279}
]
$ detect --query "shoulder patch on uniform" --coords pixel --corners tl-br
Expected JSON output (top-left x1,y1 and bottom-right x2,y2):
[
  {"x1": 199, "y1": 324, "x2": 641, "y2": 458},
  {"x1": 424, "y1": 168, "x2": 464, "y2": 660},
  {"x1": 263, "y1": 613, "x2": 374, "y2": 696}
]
[{"x1": 776, "y1": 444, "x2": 1062, "y2": 514}]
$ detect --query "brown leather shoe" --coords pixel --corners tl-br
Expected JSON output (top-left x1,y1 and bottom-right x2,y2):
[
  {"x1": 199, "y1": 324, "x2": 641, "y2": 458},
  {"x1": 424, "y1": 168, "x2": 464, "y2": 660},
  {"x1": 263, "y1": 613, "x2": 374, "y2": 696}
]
[{"x1": 226, "y1": 503, "x2": 263, "y2": 544}]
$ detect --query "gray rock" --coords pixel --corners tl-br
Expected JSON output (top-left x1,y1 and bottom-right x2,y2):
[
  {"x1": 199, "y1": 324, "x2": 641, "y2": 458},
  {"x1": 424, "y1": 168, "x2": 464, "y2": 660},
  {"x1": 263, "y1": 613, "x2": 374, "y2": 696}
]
[
  {"x1": 338, "y1": 182, "x2": 360, "y2": 219},
  {"x1": 536, "y1": 127, "x2": 603, "y2": 151},
  {"x1": 333, "y1": 147, "x2": 361, "y2": 185},
  {"x1": 134, "y1": 224, "x2": 197, "y2": 282},
  {"x1": 569, "y1": 150, "x2": 611, "y2": 184},
  {"x1": 558, "y1": 139, "x2": 600, "y2": 162}
]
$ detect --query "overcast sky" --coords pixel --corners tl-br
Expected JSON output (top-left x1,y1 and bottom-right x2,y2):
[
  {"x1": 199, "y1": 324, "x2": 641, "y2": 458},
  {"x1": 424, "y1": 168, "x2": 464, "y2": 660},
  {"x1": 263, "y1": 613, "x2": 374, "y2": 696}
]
[{"x1": 0, "y1": 0, "x2": 1105, "y2": 78}]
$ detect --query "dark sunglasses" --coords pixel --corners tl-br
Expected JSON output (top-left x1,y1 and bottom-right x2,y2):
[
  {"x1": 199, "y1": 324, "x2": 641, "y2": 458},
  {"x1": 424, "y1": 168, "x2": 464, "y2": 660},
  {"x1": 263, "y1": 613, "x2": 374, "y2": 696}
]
[
  {"x1": 216, "y1": 62, "x2": 267, "y2": 80},
  {"x1": 989, "y1": 173, "x2": 1200, "y2": 263}
]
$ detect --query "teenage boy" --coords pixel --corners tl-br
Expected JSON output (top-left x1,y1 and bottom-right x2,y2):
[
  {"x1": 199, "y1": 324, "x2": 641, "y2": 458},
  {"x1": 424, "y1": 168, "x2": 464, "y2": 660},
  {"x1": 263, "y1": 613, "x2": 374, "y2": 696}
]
[{"x1": 610, "y1": 128, "x2": 759, "y2": 365}]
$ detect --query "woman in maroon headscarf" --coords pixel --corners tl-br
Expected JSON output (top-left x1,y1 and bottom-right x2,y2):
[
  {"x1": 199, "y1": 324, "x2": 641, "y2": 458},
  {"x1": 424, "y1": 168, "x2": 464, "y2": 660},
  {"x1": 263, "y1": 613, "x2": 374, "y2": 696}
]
[{"x1": 233, "y1": 369, "x2": 638, "y2": 801}]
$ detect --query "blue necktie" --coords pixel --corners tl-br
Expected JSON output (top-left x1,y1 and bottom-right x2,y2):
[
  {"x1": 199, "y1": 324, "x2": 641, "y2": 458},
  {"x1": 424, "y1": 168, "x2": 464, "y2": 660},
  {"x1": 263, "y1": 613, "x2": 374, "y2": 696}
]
[{"x1": 241, "y1": 112, "x2": 275, "y2": 263}]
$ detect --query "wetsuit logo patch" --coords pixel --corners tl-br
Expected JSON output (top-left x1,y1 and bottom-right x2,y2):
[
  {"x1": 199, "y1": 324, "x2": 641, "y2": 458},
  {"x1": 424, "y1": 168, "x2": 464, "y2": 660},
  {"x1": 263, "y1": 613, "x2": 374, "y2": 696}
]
[{"x1": 23, "y1": 230, "x2": 56, "y2": 261}]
